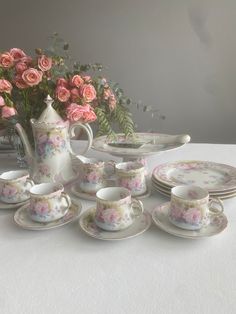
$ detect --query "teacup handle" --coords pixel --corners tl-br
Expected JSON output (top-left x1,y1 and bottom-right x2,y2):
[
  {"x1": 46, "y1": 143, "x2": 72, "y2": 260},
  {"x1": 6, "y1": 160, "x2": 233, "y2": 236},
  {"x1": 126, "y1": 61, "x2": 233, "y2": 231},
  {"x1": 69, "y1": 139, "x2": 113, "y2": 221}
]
[
  {"x1": 25, "y1": 178, "x2": 34, "y2": 188},
  {"x1": 69, "y1": 122, "x2": 93, "y2": 155},
  {"x1": 61, "y1": 192, "x2": 72, "y2": 208},
  {"x1": 209, "y1": 197, "x2": 224, "y2": 216},
  {"x1": 131, "y1": 199, "x2": 144, "y2": 218}
]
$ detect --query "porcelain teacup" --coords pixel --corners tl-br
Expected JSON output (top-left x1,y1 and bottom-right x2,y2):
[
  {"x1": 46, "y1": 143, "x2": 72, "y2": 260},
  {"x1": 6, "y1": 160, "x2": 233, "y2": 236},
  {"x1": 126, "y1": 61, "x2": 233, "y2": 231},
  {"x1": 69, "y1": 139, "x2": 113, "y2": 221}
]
[
  {"x1": 0, "y1": 170, "x2": 34, "y2": 203},
  {"x1": 29, "y1": 182, "x2": 71, "y2": 222},
  {"x1": 169, "y1": 185, "x2": 224, "y2": 230},
  {"x1": 115, "y1": 161, "x2": 147, "y2": 196},
  {"x1": 95, "y1": 187, "x2": 144, "y2": 231},
  {"x1": 77, "y1": 156, "x2": 115, "y2": 193}
]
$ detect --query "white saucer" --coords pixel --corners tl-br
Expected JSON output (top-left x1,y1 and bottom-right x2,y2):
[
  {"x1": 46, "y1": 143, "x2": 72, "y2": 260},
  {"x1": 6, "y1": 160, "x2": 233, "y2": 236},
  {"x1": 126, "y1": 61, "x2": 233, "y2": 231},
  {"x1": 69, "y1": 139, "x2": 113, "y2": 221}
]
[
  {"x1": 79, "y1": 207, "x2": 152, "y2": 241},
  {"x1": 71, "y1": 181, "x2": 151, "y2": 201},
  {"x1": 152, "y1": 202, "x2": 228, "y2": 239},
  {"x1": 71, "y1": 183, "x2": 97, "y2": 201},
  {"x1": 0, "y1": 199, "x2": 29, "y2": 210},
  {"x1": 14, "y1": 201, "x2": 82, "y2": 231},
  {"x1": 133, "y1": 187, "x2": 151, "y2": 199}
]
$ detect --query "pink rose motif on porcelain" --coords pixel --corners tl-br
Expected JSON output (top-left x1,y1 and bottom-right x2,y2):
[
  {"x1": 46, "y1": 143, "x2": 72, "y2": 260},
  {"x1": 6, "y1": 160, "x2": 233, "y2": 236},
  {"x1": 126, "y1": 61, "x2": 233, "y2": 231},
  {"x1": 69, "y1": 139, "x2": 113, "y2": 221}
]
[
  {"x1": 36, "y1": 130, "x2": 66, "y2": 160},
  {"x1": 1, "y1": 184, "x2": 18, "y2": 197},
  {"x1": 34, "y1": 201, "x2": 50, "y2": 214},
  {"x1": 38, "y1": 163, "x2": 51, "y2": 177},
  {"x1": 85, "y1": 171, "x2": 101, "y2": 184},
  {"x1": 119, "y1": 177, "x2": 143, "y2": 192},
  {"x1": 169, "y1": 204, "x2": 183, "y2": 221},
  {"x1": 96, "y1": 208, "x2": 122, "y2": 224},
  {"x1": 183, "y1": 208, "x2": 201, "y2": 225},
  {"x1": 37, "y1": 133, "x2": 48, "y2": 145},
  {"x1": 49, "y1": 134, "x2": 64, "y2": 147}
]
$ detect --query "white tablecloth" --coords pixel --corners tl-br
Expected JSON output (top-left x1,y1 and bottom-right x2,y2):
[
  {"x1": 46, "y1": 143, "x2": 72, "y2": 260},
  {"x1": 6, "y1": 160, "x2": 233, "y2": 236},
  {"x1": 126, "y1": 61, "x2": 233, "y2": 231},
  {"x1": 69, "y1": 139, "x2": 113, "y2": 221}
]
[{"x1": 0, "y1": 143, "x2": 236, "y2": 314}]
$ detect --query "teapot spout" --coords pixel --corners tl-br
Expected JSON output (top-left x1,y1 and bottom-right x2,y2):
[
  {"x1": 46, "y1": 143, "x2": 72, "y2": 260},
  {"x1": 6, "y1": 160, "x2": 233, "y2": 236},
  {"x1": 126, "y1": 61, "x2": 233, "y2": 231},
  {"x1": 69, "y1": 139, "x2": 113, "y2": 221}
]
[{"x1": 15, "y1": 123, "x2": 34, "y2": 165}]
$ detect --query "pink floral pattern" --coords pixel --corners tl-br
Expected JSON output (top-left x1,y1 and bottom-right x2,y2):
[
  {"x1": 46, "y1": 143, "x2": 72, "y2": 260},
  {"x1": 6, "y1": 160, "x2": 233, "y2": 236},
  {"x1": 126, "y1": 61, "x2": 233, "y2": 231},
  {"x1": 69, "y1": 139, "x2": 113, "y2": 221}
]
[
  {"x1": 35, "y1": 129, "x2": 66, "y2": 160},
  {"x1": 29, "y1": 194, "x2": 68, "y2": 222},
  {"x1": 80, "y1": 163, "x2": 105, "y2": 192},
  {"x1": 169, "y1": 198, "x2": 205, "y2": 228},
  {"x1": 96, "y1": 208, "x2": 122, "y2": 224},
  {"x1": 183, "y1": 208, "x2": 201, "y2": 225},
  {"x1": 1, "y1": 184, "x2": 18, "y2": 197},
  {"x1": 0, "y1": 180, "x2": 32, "y2": 203},
  {"x1": 153, "y1": 161, "x2": 236, "y2": 191},
  {"x1": 95, "y1": 199, "x2": 133, "y2": 231},
  {"x1": 118, "y1": 176, "x2": 144, "y2": 193},
  {"x1": 34, "y1": 201, "x2": 50, "y2": 214}
]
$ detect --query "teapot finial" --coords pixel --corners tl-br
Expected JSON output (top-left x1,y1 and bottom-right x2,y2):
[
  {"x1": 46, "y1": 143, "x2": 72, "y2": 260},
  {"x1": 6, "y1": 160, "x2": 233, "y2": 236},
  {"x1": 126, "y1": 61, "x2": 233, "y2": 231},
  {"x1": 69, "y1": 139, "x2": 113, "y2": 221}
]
[
  {"x1": 36, "y1": 95, "x2": 63, "y2": 124},
  {"x1": 44, "y1": 95, "x2": 54, "y2": 107}
]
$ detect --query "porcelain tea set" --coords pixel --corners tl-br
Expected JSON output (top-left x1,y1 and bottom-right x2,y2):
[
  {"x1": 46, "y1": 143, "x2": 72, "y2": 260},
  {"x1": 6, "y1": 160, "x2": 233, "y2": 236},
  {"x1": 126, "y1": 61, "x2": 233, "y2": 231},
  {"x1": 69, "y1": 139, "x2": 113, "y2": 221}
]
[{"x1": 0, "y1": 96, "x2": 229, "y2": 239}]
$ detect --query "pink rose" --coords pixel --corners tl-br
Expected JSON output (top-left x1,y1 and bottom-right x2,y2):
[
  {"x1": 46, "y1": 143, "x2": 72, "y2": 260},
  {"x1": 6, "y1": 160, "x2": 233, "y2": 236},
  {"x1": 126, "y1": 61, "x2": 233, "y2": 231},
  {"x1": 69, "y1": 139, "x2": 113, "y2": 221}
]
[
  {"x1": 0, "y1": 96, "x2": 5, "y2": 107},
  {"x1": 38, "y1": 55, "x2": 52, "y2": 71},
  {"x1": 56, "y1": 78, "x2": 68, "y2": 88},
  {"x1": 103, "y1": 88, "x2": 112, "y2": 100},
  {"x1": 70, "y1": 88, "x2": 80, "y2": 101},
  {"x1": 0, "y1": 52, "x2": 14, "y2": 68},
  {"x1": 66, "y1": 103, "x2": 85, "y2": 122},
  {"x1": 14, "y1": 74, "x2": 28, "y2": 89},
  {"x1": 71, "y1": 75, "x2": 84, "y2": 88},
  {"x1": 15, "y1": 62, "x2": 28, "y2": 74},
  {"x1": 82, "y1": 75, "x2": 91, "y2": 83},
  {"x1": 9, "y1": 48, "x2": 26, "y2": 60},
  {"x1": 0, "y1": 79, "x2": 13, "y2": 94},
  {"x1": 1, "y1": 106, "x2": 17, "y2": 118},
  {"x1": 56, "y1": 86, "x2": 70, "y2": 102},
  {"x1": 82, "y1": 109, "x2": 97, "y2": 123},
  {"x1": 66, "y1": 103, "x2": 96, "y2": 123},
  {"x1": 79, "y1": 84, "x2": 96, "y2": 102},
  {"x1": 22, "y1": 68, "x2": 43, "y2": 86},
  {"x1": 20, "y1": 56, "x2": 32, "y2": 65},
  {"x1": 108, "y1": 95, "x2": 116, "y2": 111}
]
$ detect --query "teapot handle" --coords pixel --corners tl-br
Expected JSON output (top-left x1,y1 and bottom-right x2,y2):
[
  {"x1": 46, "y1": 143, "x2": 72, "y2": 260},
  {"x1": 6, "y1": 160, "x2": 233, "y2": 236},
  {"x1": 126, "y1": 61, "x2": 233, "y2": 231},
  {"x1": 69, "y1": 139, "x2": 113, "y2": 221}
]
[{"x1": 69, "y1": 122, "x2": 93, "y2": 156}]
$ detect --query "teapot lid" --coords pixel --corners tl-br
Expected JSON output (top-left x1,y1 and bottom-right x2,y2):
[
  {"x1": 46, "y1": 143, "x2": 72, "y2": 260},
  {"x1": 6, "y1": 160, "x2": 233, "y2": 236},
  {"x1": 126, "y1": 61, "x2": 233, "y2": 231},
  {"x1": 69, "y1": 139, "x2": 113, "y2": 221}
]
[{"x1": 37, "y1": 95, "x2": 64, "y2": 124}]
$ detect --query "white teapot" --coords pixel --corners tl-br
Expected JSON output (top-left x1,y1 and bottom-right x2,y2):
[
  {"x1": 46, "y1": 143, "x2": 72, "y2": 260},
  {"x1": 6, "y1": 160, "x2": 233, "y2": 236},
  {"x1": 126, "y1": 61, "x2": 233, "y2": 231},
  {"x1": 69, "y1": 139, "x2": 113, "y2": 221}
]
[{"x1": 15, "y1": 95, "x2": 93, "y2": 184}]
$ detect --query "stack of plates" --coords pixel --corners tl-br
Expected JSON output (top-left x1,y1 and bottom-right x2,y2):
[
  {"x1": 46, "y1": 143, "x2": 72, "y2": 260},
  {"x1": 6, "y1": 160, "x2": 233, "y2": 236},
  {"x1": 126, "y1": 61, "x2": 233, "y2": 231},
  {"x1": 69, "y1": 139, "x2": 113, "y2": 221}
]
[{"x1": 152, "y1": 160, "x2": 236, "y2": 200}]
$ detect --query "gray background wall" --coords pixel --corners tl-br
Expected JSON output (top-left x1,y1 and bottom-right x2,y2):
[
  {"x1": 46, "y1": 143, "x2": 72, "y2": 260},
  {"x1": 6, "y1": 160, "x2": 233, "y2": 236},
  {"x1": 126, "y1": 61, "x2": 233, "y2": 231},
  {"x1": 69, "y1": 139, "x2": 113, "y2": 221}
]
[{"x1": 0, "y1": 0, "x2": 235, "y2": 143}]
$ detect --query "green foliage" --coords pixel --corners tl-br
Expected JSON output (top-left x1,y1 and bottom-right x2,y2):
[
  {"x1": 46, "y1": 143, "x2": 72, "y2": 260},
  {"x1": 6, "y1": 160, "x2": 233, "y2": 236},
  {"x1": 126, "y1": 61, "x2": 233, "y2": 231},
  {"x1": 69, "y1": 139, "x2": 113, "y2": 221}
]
[
  {"x1": 94, "y1": 107, "x2": 115, "y2": 137},
  {"x1": 113, "y1": 105, "x2": 135, "y2": 137}
]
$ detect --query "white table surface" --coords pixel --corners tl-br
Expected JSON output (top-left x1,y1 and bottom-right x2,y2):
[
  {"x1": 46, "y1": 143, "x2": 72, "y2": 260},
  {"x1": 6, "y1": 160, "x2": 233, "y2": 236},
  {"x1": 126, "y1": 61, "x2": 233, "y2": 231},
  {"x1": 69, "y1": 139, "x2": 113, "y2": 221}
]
[{"x1": 0, "y1": 142, "x2": 236, "y2": 314}]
